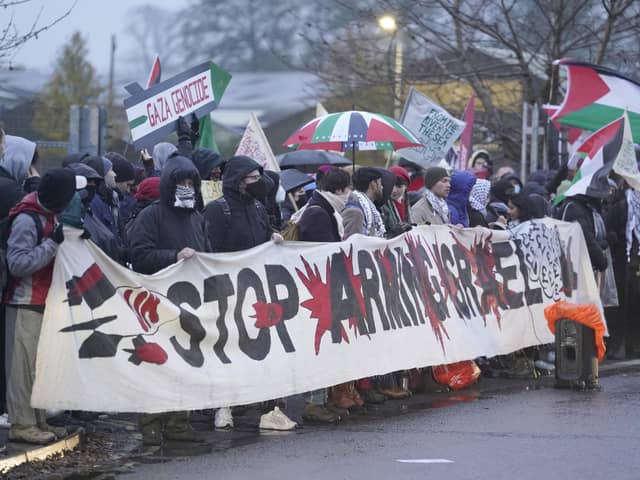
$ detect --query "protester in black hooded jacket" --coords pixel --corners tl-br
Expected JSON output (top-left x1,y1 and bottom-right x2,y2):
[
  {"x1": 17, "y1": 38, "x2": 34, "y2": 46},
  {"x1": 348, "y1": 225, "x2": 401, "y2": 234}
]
[
  {"x1": 555, "y1": 194, "x2": 608, "y2": 272},
  {"x1": 128, "y1": 156, "x2": 208, "y2": 275},
  {"x1": 203, "y1": 155, "x2": 278, "y2": 253}
]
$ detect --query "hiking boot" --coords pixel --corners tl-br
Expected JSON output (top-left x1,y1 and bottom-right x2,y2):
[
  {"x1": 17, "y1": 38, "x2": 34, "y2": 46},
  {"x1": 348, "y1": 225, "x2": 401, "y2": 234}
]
[
  {"x1": 39, "y1": 423, "x2": 68, "y2": 440},
  {"x1": 259, "y1": 406, "x2": 297, "y2": 431},
  {"x1": 141, "y1": 421, "x2": 163, "y2": 446},
  {"x1": 302, "y1": 403, "x2": 341, "y2": 424},
  {"x1": 325, "y1": 404, "x2": 349, "y2": 417},
  {"x1": 214, "y1": 407, "x2": 234, "y2": 429},
  {"x1": 501, "y1": 357, "x2": 537, "y2": 379},
  {"x1": 164, "y1": 419, "x2": 208, "y2": 443},
  {"x1": 358, "y1": 388, "x2": 386, "y2": 404},
  {"x1": 329, "y1": 384, "x2": 356, "y2": 409},
  {"x1": 9, "y1": 425, "x2": 56, "y2": 445},
  {"x1": 347, "y1": 382, "x2": 365, "y2": 408},
  {"x1": 378, "y1": 387, "x2": 411, "y2": 399}
]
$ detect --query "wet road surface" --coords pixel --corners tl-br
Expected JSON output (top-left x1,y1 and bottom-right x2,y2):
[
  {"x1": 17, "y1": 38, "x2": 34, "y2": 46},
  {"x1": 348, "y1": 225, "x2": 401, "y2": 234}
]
[{"x1": 122, "y1": 371, "x2": 640, "y2": 480}]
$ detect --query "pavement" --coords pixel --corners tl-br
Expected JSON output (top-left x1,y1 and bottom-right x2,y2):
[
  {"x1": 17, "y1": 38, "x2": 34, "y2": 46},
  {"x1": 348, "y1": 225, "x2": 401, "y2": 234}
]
[{"x1": 2, "y1": 357, "x2": 639, "y2": 479}]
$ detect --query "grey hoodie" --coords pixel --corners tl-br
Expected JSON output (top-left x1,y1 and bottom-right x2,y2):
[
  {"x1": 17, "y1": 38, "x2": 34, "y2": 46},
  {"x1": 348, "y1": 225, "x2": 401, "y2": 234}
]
[
  {"x1": 152, "y1": 142, "x2": 177, "y2": 172},
  {"x1": 0, "y1": 135, "x2": 36, "y2": 218},
  {"x1": 1, "y1": 135, "x2": 35, "y2": 183}
]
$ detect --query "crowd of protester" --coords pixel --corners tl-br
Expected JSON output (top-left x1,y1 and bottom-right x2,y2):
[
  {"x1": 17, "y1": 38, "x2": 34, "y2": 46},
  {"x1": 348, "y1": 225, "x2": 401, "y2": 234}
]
[{"x1": 0, "y1": 117, "x2": 637, "y2": 449}]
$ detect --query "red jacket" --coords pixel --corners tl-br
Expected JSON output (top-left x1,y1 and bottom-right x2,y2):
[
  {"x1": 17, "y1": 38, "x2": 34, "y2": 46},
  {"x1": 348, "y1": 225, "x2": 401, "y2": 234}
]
[{"x1": 4, "y1": 192, "x2": 57, "y2": 306}]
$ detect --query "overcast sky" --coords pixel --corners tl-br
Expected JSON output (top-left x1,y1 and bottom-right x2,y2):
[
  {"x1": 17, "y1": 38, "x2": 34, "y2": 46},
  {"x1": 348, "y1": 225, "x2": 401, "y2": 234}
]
[{"x1": 8, "y1": 0, "x2": 179, "y2": 76}]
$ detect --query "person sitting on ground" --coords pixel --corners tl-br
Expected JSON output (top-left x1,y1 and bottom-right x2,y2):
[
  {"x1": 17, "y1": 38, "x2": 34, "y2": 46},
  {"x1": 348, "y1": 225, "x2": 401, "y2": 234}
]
[{"x1": 410, "y1": 167, "x2": 451, "y2": 225}]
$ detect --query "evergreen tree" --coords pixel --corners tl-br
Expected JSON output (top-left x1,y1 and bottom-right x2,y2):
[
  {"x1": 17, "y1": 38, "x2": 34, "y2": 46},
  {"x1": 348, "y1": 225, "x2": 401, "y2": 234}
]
[{"x1": 33, "y1": 32, "x2": 103, "y2": 140}]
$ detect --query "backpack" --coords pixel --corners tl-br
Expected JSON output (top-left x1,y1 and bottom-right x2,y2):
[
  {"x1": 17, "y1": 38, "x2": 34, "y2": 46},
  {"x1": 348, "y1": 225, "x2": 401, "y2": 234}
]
[
  {"x1": 212, "y1": 196, "x2": 269, "y2": 244},
  {"x1": 0, "y1": 212, "x2": 44, "y2": 292},
  {"x1": 281, "y1": 205, "x2": 322, "y2": 241}
]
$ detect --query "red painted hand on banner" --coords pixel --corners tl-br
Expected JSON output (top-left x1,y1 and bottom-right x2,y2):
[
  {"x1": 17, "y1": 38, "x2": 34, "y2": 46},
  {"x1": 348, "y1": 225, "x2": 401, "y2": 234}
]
[{"x1": 252, "y1": 301, "x2": 284, "y2": 329}]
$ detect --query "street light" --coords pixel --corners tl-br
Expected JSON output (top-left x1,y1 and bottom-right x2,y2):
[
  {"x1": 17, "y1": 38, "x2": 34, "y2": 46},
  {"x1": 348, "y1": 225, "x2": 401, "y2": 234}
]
[
  {"x1": 378, "y1": 15, "x2": 397, "y2": 32},
  {"x1": 378, "y1": 15, "x2": 403, "y2": 121}
]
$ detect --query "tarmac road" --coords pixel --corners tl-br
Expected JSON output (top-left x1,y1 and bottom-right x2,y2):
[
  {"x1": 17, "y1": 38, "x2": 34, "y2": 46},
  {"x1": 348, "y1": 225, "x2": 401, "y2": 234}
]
[{"x1": 122, "y1": 370, "x2": 640, "y2": 480}]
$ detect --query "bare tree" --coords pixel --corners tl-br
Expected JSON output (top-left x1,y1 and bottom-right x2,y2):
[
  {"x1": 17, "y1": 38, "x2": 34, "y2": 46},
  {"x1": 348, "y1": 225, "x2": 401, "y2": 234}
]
[
  {"x1": 300, "y1": 0, "x2": 640, "y2": 159},
  {"x1": 0, "y1": 0, "x2": 77, "y2": 67},
  {"x1": 123, "y1": 5, "x2": 183, "y2": 79}
]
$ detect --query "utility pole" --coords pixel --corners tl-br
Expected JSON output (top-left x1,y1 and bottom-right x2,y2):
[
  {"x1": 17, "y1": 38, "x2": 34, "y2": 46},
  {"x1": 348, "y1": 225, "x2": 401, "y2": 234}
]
[{"x1": 108, "y1": 35, "x2": 116, "y2": 109}]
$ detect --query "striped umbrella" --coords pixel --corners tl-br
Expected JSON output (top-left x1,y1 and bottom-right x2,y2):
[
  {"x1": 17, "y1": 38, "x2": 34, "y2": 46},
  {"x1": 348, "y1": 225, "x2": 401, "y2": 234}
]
[{"x1": 283, "y1": 111, "x2": 422, "y2": 167}]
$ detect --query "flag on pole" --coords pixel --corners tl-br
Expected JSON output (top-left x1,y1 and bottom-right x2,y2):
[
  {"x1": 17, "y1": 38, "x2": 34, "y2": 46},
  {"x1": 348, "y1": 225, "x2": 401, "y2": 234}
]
[
  {"x1": 235, "y1": 113, "x2": 279, "y2": 172},
  {"x1": 316, "y1": 102, "x2": 329, "y2": 117},
  {"x1": 551, "y1": 59, "x2": 640, "y2": 140},
  {"x1": 146, "y1": 55, "x2": 162, "y2": 88},
  {"x1": 554, "y1": 115, "x2": 625, "y2": 205},
  {"x1": 566, "y1": 117, "x2": 623, "y2": 169},
  {"x1": 457, "y1": 95, "x2": 475, "y2": 170},
  {"x1": 612, "y1": 110, "x2": 640, "y2": 190},
  {"x1": 196, "y1": 114, "x2": 220, "y2": 153},
  {"x1": 543, "y1": 104, "x2": 585, "y2": 164}
]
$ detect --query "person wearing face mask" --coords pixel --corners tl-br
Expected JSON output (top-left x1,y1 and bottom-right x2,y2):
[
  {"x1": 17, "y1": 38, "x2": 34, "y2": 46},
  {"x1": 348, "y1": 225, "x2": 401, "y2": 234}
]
[
  {"x1": 281, "y1": 186, "x2": 309, "y2": 223},
  {"x1": 411, "y1": 167, "x2": 451, "y2": 225},
  {"x1": 202, "y1": 156, "x2": 292, "y2": 431},
  {"x1": 126, "y1": 155, "x2": 209, "y2": 446},
  {"x1": 82, "y1": 155, "x2": 122, "y2": 242},
  {"x1": 106, "y1": 153, "x2": 137, "y2": 225},
  {"x1": 4, "y1": 169, "x2": 82, "y2": 445},
  {"x1": 64, "y1": 163, "x2": 124, "y2": 262},
  {"x1": 204, "y1": 155, "x2": 282, "y2": 253}
]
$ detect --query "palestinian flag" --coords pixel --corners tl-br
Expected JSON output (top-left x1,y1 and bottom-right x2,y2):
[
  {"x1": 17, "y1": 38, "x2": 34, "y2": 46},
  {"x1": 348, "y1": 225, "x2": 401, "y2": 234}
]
[
  {"x1": 555, "y1": 114, "x2": 626, "y2": 205},
  {"x1": 551, "y1": 59, "x2": 640, "y2": 141},
  {"x1": 146, "y1": 55, "x2": 161, "y2": 88}
]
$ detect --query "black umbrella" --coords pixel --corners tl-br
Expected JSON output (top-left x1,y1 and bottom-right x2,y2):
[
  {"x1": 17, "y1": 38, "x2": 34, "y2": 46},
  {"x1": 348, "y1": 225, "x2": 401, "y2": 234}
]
[
  {"x1": 279, "y1": 168, "x2": 314, "y2": 193},
  {"x1": 277, "y1": 150, "x2": 351, "y2": 173}
]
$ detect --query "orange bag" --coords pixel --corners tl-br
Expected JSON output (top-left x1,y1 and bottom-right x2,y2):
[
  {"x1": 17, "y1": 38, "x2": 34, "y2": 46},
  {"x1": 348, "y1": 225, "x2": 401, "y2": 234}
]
[
  {"x1": 432, "y1": 361, "x2": 481, "y2": 390},
  {"x1": 544, "y1": 300, "x2": 606, "y2": 362}
]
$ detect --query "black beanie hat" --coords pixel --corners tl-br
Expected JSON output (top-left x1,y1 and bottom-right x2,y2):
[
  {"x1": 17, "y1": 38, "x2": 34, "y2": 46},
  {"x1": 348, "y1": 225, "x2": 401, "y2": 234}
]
[
  {"x1": 38, "y1": 168, "x2": 78, "y2": 213},
  {"x1": 424, "y1": 167, "x2": 449, "y2": 189},
  {"x1": 110, "y1": 156, "x2": 136, "y2": 183}
]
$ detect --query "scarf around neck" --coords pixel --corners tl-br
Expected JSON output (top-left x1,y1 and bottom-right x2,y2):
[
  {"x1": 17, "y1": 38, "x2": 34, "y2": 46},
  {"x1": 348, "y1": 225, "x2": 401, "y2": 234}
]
[
  {"x1": 352, "y1": 190, "x2": 386, "y2": 238},
  {"x1": 424, "y1": 190, "x2": 450, "y2": 224}
]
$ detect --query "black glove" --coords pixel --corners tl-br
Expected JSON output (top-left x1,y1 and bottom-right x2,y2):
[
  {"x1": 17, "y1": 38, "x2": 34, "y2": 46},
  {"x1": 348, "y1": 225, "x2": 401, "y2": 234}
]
[
  {"x1": 387, "y1": 222, "x2": 413, "y2": 239},
  {"x1": 50, "y1": 223, "x2": 64, "y2": 244},
  {"x1": 80, "y1": 229, "x2": 91, "y2": 240},
  {"x1": 189, "y1": 113, "x2": 200, "y2": 145},
  {"x1": 177, "y1": 116, "x2": 190, "y2": 139}
]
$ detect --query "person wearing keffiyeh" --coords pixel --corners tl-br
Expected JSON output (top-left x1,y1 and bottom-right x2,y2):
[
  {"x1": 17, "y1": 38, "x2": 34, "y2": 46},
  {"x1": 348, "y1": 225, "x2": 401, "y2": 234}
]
[
  {"x1": 342, "y1": 167, "x2": 386, "y2": 238},
  {"x1": 410, "y1": 166, "x2": 451, "y2": 225}
]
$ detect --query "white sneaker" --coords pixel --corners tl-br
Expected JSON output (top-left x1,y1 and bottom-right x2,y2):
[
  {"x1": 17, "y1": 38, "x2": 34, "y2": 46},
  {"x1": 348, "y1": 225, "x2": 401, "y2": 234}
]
[
  {"x1": 214, "y1": 407, "x2": 234, "y2": 429},
  {"x1": 259, "y1": 406, "x2": 297, "y2": 431}
]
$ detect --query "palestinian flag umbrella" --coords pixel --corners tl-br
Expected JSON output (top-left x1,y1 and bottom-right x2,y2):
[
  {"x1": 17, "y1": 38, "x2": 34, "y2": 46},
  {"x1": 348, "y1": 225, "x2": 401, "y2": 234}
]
[
  {"x1": 283, "y1": 110, "x2": 422, "y2": 168},
  {"x1": 550, "y1": 59, "x2": 640, "y2": 140},
  {"x1": 277, "y1": 150, "x2": 351, "y2": 173}
]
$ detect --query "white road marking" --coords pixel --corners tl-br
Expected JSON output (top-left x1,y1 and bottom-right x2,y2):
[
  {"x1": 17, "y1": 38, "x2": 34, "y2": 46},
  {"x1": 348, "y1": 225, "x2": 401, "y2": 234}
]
[{"x1": 396, "y1": 459, "x2": 454, "y2": 464}]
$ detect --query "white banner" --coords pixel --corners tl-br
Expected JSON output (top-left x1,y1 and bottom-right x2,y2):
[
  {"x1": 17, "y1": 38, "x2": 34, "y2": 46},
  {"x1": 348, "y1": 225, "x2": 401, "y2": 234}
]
[
  {"x1": 33, "y1": 220, "x2": 600, "y2": 413},
  {"x1": 398, "y1": 87, "x2": 466, "y2": 168},
  {"x1": 234, "y1": 112, "x2": 280, "y2": 171}
]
